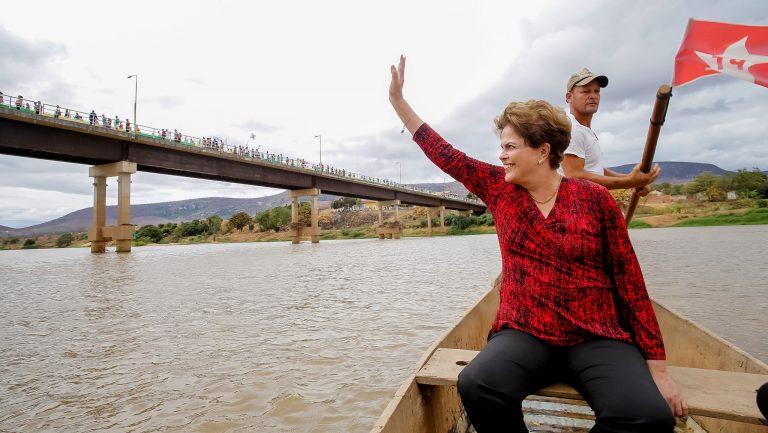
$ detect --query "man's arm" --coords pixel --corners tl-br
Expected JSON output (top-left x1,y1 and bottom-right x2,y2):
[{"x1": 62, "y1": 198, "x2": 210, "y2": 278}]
[{"x1": 561, "y1": 155, "x2": 660, "y2": 191}]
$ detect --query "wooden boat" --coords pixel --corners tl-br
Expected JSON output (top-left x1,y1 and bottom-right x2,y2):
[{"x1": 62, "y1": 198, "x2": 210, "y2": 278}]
[{"x1": 371, "y1": 276, "x2": 768, "y2": 433}]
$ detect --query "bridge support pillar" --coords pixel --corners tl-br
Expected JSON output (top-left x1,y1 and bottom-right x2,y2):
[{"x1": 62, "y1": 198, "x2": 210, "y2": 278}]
[
  {"x1": 88, "y1": 161, "x2": 137, "y2": 253},
  {"x1": 376, "y1": 200, "x2": 402, "y2": 240},
  {"x1": 426, "y1": 206, "x2": 446, "y2": 236},
  {"x1": 288, "y1": 188, "x2": 321, "y2": 244}
]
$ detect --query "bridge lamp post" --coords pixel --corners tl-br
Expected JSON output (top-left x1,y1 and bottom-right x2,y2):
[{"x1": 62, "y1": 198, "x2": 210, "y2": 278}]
[
  {"x1": 127, "y1": 75, "x2": 138, "y2": 137},
  {"x1": 314, "y1": 134, "x2": 322, "y2": 166}
]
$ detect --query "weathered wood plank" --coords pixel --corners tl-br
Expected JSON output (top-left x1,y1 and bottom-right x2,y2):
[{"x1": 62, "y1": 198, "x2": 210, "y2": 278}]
[{"x1": 416, "y1": 348, "x2": 768, "y2": 426}]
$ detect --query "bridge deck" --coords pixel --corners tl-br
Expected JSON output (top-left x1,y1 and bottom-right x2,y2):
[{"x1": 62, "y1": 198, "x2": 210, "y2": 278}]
[{"x1": 0, "y1": 107, "x2": 485, "y2": 213}]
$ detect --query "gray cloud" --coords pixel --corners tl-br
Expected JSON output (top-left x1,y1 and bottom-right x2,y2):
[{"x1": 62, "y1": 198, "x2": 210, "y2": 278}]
[
  {"x1": 0, "y1": 25, "x2": 67, "y2": 90},
  {"x1": 422, "y1": 0, "x2": 768, "y2": 172},
  {"x1": 144, "y1": 94, "x2": 185, "y2": 109},
  {"x1": 4, "y1": 1, "x2": 768, "y2": 226},
  {"x1": 324, "y1": 0, "x2": 768, "y2": 186},
  {"x1": 234, "y1": 119, "x2": 281, "y2": 134},
  {"x1": 0, "y1": 156, "x2": 88, "y2": 195}
]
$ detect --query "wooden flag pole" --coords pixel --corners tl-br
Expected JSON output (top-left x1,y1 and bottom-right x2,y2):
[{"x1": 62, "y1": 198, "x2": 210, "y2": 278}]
[{"x1": 625, "y1": 85, "x2": 673, "y2": 224}]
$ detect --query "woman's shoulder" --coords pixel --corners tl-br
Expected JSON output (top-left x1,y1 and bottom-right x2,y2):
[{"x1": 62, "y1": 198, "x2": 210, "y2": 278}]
[{"x1": 563, "y1": 177, "x2": 613, "y2": 200}]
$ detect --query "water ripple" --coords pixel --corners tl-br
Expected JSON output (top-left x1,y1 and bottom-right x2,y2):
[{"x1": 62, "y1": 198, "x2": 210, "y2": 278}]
[{"x1": 0, "y1": 228, "x2": 764, "y2": 432}]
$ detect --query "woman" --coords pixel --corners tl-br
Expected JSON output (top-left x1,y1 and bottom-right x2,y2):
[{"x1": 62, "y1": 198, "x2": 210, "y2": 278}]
[{"x1": 388, "y1": 55, "x2": 686, "y2": 433}]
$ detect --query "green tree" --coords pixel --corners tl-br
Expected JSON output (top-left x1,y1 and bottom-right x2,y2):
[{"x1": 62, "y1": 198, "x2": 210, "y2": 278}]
[
  {"x1": 206, "y1": 215, "x2": 223, "y2": 235},
  {"x1": 683, "y1": 172, "x2": 726, "y2": 196},
  {"x1": 444, "y1": 214, "x2": 478, "y2": 230},
  {"x1": 56, "y1": 233, "x2": 74, "y2": 248},
  {"x1": 22, "y1": 238, "x2": 36, "y2": 249},
  {"x1": 298, "y1": 202, "x2": 312, "y2": 226},
  {"x1": 728, "y1": 168, "x2": 768, "y2": 197},
  {"x1": 136, "y1": 225, "x2": 164, "y2": 243},
  {"x1": 177, "y1": 219, "x2": 208, "y2": 237},
  {"x1": 160, "y1": 223, "x2": 177, "y2": 236},
  {"x1": 704, "y1": 185, "x2": 726, "y2": 202},
  {"x1": 331, "y1": 196, "x2": 359, "y2": 209},
  {"x1": 478, "y1": 212, "x2": 495, "y2": 226},
  {"x1": 654, "y1": 182, "x2": 672, "y2": 195},
  {"x1": 228, "y1": 212, "x2": 252, "y2": 231},
  {"x1": 255, "y1": 206, "x2": 292, "y2": 232},
  {"x1": 669, "y1": 184, "x2": 684, "y2": 195}
]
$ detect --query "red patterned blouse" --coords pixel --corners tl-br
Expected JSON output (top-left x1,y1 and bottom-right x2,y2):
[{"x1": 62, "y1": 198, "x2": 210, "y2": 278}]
[{"x1": 413, "y1": 123, "x2": 665, "y2": 360}]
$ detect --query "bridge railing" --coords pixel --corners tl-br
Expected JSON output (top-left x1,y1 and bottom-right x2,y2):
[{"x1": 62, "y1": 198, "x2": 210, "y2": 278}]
[{"x1": 0, "y1": 93, "x2": 483, "y2": 206}]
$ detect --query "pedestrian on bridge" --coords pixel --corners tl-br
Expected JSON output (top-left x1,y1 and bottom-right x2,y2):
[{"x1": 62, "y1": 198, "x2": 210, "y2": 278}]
[{"x1": 388, "y1": 55, "x2": 685, "y2": 433}]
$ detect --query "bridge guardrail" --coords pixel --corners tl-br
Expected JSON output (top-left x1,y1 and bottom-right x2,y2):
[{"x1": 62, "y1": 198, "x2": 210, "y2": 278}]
[{"x1": 0, "y1": 92, "x2": 483, "y2": 207}]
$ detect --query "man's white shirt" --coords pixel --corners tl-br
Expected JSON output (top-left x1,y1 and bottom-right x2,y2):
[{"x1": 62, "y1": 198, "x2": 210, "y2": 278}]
[{"x1": 563, "y1": 112, "x2": 604, "y2": 176}]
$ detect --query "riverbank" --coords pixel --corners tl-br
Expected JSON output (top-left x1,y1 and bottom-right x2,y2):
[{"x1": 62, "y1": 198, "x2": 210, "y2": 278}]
[
  {"x1": 628, "y1": 199, "x2": 768, "y2": 228},
  {"x1": 0, "y1": 225, "x2": 499, "y2": 251},
  {"x1": 2, "y1": 199, "x2": 766, "y2": 251}
]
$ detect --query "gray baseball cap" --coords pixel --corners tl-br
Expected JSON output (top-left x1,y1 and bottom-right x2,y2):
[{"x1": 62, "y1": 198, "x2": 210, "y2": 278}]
[{"x1": 566, "y1": 68, "x2": 609, "y2": 92}]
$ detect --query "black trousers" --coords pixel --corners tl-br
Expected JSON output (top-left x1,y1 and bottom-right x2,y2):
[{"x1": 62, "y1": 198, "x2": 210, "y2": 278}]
[{"x1": 457, "y1": 328, "x2": 675, "y2": 433}]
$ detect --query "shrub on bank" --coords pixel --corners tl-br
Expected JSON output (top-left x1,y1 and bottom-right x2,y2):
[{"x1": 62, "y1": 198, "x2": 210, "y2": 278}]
[
  {"x1": 672, "y1": 208, "x2": 768, "y2": 227},
  {"x1": 628, "y1": 220, "x2": 652, "y2": 229},
  {"x1": 444, "y1": 212, "x2": 494, "y2": 231},
  {"x1": 56, "y1": 233, "x2": 74, "y2": 248},
  {"x1": 341, "y1": 229, "x2": 366, "y2": 238}
]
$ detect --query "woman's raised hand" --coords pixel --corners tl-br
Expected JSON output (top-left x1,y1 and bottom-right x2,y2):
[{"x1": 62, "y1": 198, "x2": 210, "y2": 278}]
[
  {"x1": 389, "y1": 55, "x2": 406, "y2": 102},
  {"x1": 388, "y1": 55, "x2": 422, "y2": 134}
]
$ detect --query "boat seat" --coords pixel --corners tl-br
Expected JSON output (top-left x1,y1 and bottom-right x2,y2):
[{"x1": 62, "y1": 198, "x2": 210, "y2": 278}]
[{"x1": 415, "y1": 348, "x2": 768, "y2": 426}]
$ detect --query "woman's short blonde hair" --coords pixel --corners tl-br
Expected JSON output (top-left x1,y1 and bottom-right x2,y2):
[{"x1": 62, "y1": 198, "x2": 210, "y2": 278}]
[{"x1": 494, "y1": 100, "x2": 571, "y2": 169}]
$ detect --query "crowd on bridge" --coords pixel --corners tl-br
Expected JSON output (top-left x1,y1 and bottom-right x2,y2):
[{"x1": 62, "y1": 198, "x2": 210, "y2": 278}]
[{"x1": 0, "y1": 90, "x2": 480, "y2": 205}]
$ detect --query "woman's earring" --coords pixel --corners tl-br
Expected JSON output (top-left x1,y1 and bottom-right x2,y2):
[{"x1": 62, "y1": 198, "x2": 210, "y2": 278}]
[{"x1": 537, "y1": 159, "x2": 543, "y2": 165}]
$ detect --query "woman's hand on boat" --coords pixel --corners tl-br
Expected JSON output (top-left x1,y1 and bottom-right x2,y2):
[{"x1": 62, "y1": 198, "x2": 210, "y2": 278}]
[
  {"x1": 647, "y1": 360, "x2": 688, "y2": 417},
  {"x1": 389, "y1": 55, "x2": 406, "y2": 102}
]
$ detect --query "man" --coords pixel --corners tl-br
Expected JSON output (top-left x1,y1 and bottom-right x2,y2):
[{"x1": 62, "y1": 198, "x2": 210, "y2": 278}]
[{"x1": 561, "y1": 68, "x2": 660, "y2": 194}]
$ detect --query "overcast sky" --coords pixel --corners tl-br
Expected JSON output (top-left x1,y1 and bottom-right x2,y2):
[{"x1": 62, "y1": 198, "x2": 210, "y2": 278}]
[{"x1": 2, "y1": 0, "x2": 767, "y2": 227}]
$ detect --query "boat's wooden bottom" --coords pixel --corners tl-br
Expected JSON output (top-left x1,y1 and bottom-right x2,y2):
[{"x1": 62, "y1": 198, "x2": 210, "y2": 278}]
[{"x1": 371, "y1": 277, "x2": 768, "y2": 433}]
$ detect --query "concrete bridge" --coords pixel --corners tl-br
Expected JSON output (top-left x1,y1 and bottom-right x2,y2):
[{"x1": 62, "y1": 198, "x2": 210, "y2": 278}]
[{"x1": 0, "y1": 105, "x2": 486, "y2": 252}]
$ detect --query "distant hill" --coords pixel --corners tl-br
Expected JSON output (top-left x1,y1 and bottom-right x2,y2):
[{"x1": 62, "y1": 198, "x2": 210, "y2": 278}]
[
  {"x1": 410, "y1": 181, "x2": 470, "y2": 197},
  {"x1": 3, "y1": 191, "x2": 335, "y2": 238},
  {"x1": 607, "y1": 161, "x2": 731, "y2": 184},
  {"x1": 1, "y1": 161, "x2": 750, "y2": 237},
  {"x1": 431, "y1": 161, "x2": 735, "y2": 191}
]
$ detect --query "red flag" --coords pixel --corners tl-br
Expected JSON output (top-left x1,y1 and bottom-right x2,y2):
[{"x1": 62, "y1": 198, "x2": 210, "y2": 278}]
[{"x1": 673, "y1": 19, "x2": 768, "y2": 88}]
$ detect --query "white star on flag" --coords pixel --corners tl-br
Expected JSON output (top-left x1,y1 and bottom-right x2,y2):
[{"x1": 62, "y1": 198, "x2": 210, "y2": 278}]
[{"x1": 695, "y1": 37, "x2": 768, "y2": 84}]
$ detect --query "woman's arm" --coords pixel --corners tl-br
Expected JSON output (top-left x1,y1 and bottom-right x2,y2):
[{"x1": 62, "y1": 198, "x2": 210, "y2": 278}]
[
  {"x1": 388, "y1": 56, "x2": 502, "y2": 203},
  {"x1": 600, "y1": 191, "x2": 687, "y2": 416},
  {"x1": 647, "y1": 359, "x2": 688, "y2": 417}
]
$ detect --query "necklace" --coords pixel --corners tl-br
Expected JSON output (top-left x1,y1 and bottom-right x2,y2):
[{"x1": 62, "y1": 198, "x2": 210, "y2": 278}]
[{"x1": 528, "y1": 175, "x2": 562, "y2": 204}]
